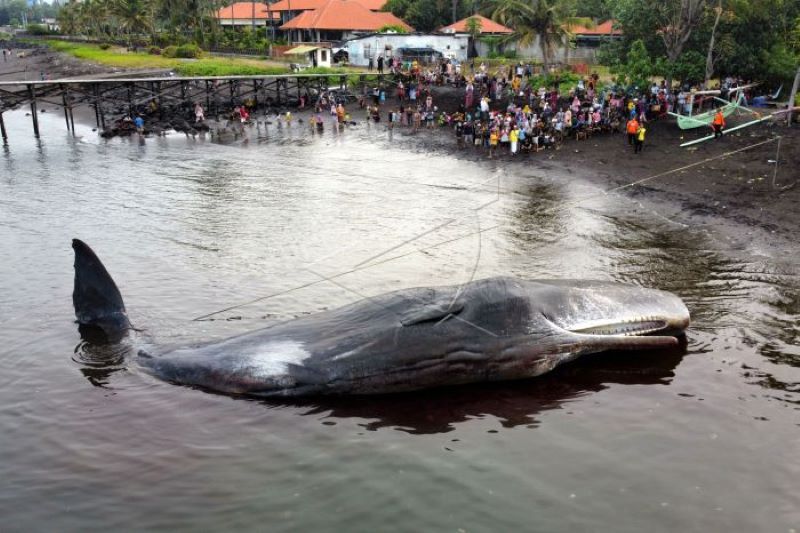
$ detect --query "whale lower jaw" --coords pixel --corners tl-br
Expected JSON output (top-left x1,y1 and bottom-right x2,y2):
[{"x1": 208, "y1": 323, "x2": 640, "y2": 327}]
[{"x1": 568, "y1": 318, "x2": 671, "y2": 337}]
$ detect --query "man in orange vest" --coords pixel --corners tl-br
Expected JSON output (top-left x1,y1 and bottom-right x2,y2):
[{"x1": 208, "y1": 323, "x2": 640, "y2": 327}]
[
  {"x1": 626, "y1": 117, "x2": 639, "y2": 146},
  {"x1": 712, "y1": 108, "x2": 726, "y2": 138}
]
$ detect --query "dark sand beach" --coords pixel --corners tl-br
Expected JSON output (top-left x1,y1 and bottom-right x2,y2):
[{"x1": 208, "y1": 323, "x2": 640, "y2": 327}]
[{"x1": 4, "y1": 44, "x2": 796, "y2": 248}]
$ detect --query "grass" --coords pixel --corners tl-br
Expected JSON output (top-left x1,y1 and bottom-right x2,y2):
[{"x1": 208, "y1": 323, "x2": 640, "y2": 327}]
[{"x1": 42, "y1": 40, "x2": 293, "y2": 76}]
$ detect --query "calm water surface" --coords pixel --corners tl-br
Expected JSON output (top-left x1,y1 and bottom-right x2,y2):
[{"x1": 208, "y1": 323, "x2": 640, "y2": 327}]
[{"x1": 0, "y1": 111, "x2": 798, "y2": 532}]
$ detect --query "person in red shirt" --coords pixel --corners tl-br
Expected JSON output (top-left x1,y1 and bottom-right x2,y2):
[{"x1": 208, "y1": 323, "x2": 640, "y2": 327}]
[{"x1": 626, "y1": 117, "x2": 640, "y2": 145}]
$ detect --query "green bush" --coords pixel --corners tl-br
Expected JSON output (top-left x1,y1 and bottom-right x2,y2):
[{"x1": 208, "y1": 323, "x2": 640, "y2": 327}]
[
  {"x1": 502, "y1": 49, "x2": 518, "y2": 59},
  {"x1": 175, "y1": 43, "x2": 201, "y2": 58},
  {"x1": 528, "y1": 71, "x2": 581, "y2": 91},
  {"x1": 163, "y1": 45, "x2": 178, "y2": 58},
  {"x1": 148, "y1": 46, "x2": 162, "y2": 55},
  {"x1": 26, "y1": 24, "x2": 51, "y2": 35},
  {"x1": 98, "y1": 43, "x2": 111, "y2": 50}
]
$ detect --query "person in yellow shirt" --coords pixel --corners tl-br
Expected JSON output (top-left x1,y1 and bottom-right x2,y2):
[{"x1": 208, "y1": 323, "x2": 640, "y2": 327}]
[
  {"x1": 634, "y1": 124, "x2": 646, "y2": 154},
  {"x1": 489, "y1": 128, "x2": 499, "y2": 158},
  {"x1": 509, "y1": 126, "x2": 519, "y2": 155}
]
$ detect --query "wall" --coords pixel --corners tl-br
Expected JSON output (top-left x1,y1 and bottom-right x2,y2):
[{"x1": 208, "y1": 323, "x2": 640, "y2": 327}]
[
  {"x1": 343, "y1": 34, "x2": 469, "y2": 66},
  {"x1": 475, "y1": 35, "x2": 616, "y2": 65}
]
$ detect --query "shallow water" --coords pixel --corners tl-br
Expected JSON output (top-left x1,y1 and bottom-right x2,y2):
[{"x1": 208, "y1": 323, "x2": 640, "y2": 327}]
[{"x1": 1, "y1": 111, "x2": 798, "y2": 532}]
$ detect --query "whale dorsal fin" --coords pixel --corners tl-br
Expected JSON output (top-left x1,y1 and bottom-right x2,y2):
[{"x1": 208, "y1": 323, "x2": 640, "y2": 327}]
[
  {"x1": 400, "y1": 302, "x2": 464, "y2": 326},
  {"x1": 72, "y1": 239, "x2": 132, "y2": 340}
]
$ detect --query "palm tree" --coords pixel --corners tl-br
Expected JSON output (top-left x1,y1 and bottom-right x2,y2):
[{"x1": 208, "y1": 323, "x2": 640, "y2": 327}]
[
  {"x1": 109, "y1": 0, "x2": 155, "y2": 44},
  {"x1": 488, "y1": 0, "x2": 576, "y2": 69},
  {"x1": 465, "y1": 15, "x2": 482, "y2": 58},
  {"x1": 57, "y1": 2, "x2": 80, "y2": 35}
]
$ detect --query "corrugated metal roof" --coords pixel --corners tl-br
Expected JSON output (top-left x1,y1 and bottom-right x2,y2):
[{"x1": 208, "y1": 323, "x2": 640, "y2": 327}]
[{"x1": 285, "y1": 45, "x2": 320, "y2": 54}]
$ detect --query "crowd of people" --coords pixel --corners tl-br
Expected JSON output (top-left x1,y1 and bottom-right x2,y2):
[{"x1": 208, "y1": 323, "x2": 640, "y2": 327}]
[
  {"x1": 363, "y1": 59, "x2": 749, "y2": 157},
  {"x1": 144, "y1": 57, "x2": 748, "y2": 153}
]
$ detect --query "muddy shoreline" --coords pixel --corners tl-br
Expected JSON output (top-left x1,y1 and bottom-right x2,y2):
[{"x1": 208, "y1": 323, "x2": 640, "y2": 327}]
[{"x1": 2, "y1": 45, "x2": 798, "y2": 253}]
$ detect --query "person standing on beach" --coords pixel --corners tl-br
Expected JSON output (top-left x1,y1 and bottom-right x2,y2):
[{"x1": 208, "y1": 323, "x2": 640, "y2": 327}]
[
  {"x1": 134, "y1": 115, "x2": 144, "y2": 134},
  {"x1": 712, "y1": 108, "x2": 726, "y2": 138},
  {"x1": 509, "y1": 125, "x2": 519, "y2": 155},
  {"x1": 634, "y1": 124, "x2": 646, "y2": 154},
  {"x1": 194, "y1": 103, "x2": 205, "y2": 123},
  {"x1": 489, "y1": 128, "x2": 499, "y2": 158},
  {"x1": 626, "y1": 116, "x2": 639, "y2": 145}
]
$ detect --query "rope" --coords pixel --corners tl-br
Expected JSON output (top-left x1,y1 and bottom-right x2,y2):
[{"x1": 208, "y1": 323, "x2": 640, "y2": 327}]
[{"x1": 192, "y1": 134, "x2": 784, "y2": 321}]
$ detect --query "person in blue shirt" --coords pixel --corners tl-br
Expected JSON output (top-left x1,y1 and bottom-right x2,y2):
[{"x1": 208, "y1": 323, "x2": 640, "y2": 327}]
[{"x1": 134, "y1": 115, "x2": 144, "y2": 133}]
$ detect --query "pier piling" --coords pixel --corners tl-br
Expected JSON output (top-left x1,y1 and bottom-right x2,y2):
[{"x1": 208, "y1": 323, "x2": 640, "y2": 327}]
[
  {"x1": 0, "y1": 73, "x2": 392, "y2": 140},
  {"x1": 0, "y1": 112, "x2": 7, "y2": 143},
  {"x1": 28, "y1": 84, "x2": 39, "y2": 137}
]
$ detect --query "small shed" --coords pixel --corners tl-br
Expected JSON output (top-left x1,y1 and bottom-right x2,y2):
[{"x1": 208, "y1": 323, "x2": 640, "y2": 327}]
[{"x1": 285, "y1": 44, "x2": 332, "y2": 68}]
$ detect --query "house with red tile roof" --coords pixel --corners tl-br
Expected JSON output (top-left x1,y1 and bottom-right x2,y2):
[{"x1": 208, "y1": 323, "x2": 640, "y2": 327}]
[
  {"x1": 439, "y1": 14, "x2": 513, "y2": 35},
  {"x1": 215, "y1": 2, "x2": 280, "y2": 29},
  {"x1": 280, "y1": 0, "x2": 412, "y2": 43},
  {"x1": 568, "y1": 20, "x2": 622, "y2": 38},
  {"x1": 438, "y1": 14, "x2": 513, "y2": 58},
  {"x1": 269, "y1": 0, "x2": 388, "y2": 25}
]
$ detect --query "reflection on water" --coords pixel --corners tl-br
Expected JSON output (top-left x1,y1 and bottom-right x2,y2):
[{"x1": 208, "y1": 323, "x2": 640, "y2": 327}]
[
  {"x1": 0, "y1": 109, "x2": 798, "y2": 532},
  {"x1": 294, "y1": 347, "x2": 686, "y2": 435}
]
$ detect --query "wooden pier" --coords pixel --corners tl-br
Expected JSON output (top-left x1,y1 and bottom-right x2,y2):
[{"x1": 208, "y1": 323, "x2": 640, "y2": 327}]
[{"x1": 0, "y1": 72, "x2": 393, "y2": 142}]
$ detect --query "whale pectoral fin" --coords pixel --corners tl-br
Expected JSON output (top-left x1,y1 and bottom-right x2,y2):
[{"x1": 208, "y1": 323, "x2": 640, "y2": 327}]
[{"x1": 399, "y1": 302, "x2": 465, "y2": 327}]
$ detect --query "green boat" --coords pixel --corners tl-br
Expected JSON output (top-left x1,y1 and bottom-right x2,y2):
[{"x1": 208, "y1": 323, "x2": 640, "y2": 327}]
[{"x1": 669, "y1": 93, "x2": 749, "y2": 130}]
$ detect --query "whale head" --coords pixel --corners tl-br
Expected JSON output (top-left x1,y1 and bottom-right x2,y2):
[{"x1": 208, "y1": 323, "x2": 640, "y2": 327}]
[{"x1": 527, "y1": 280, "x2": 690, "y2": 350}]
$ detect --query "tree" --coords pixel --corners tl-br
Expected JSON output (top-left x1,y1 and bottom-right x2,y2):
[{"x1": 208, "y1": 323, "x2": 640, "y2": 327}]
[
  {"x1": 384, "y1": 0, "x2": 469, "y2": 32},
  {"x1": 489, "y1": 0, "x2": 577, "y2": 68},
  {"x1": 611, "y1": 0, "x2": 707, "y2": 86},
  {"x1": 0, "y1": 0, "x2": 28, "y2": 26},
  {"x1": 465, "y1": 15, "x2": 482, "y2": 57},
  {"x1": 704, "y1": 0, "x2": 723, "y2": 87},
  {"x1": 575, "y1": 0, "x2": 611, "y2": 20},
  {"x1": 610, "y1": 38, "x2": 653, "y2": 90},
  {"x1": 378, "y1": 24, "x2": 409, "y2": 33},
  {"x1": 110, "y1": 0, "x2": 155, "y2": 44}
]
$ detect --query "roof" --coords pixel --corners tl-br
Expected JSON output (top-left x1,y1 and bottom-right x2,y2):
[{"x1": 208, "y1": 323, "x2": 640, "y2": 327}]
[
  {"x1": 269, "y1": 0, "x2": 386, "y2": 11},
  {"x1": 439, "y1": 14, "x2": 513, "y2": 35},
  {"x1": 280, "y1": 0, "x2": 413, "y2": 31},
  {"x1": 568, "y1": 20, "x2": 621, "y2": 36},
  {"x1": 285, "y1": 45, "x2": 320, "y2": 54},
  {"x1": 216, "y1": 2, "x2": 280, "y2": 20}
]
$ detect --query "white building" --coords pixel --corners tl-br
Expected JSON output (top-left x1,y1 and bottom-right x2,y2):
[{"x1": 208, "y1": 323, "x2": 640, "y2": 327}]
[{"x1": 342, "y1": 33, "x2": 469, "y2": 67}]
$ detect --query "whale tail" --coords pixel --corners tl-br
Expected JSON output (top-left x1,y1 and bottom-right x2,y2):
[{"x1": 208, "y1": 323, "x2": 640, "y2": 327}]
[{"x1": 72, "y1": 239, "x2": 132, "y2": 341}]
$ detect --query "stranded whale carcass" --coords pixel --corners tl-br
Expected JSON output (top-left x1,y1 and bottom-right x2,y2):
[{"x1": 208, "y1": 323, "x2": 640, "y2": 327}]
[{"x1": 72, "y1": 239, "x2": 690, "y2": 397}]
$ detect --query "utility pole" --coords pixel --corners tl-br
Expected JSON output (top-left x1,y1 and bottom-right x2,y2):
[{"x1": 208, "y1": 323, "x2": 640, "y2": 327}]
[{"x1": 788, "y1": 65, "x2": 800, "y2": 126}]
